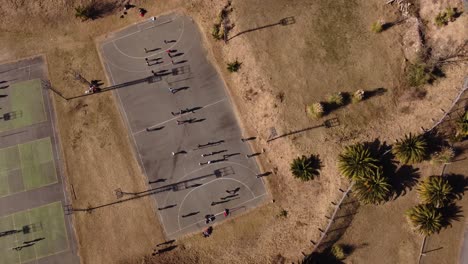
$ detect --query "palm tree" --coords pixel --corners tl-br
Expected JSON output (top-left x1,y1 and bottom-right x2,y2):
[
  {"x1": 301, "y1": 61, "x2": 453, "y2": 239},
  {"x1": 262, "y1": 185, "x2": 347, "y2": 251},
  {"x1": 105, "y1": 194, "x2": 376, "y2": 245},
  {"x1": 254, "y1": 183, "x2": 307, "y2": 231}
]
[
  {"x1": 352, "y1": 168, "x2": 391, "y2": 204},
  {"x1": 338, "y1": 143, "x2": 380, "y2": 180},
  {"x1": 406, "y1": 204, "x2": 443, "y2": 236},
  {"x1": 417, "y1": 176, "x2": 453, "y2": 208},
  {"x1": 392, "y1": 133, "x2": 428, "y2": 164},
  {"x1": 290, "y1": 155, "x2": 321, "y2": 181},
  {"x1": 227, "y1": 60, "x2": 241, "y2": 72}
]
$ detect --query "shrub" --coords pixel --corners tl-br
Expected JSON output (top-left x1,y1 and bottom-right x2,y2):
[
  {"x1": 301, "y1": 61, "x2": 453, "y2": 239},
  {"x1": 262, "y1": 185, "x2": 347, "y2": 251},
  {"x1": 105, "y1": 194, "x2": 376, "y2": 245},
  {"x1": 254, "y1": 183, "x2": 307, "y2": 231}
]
[
  {"x1": 227, "y1": 60, "x2": 241, "y2": 72},
  {"x1": 278, "y1": 209, "x2": 288, "y2": 218},
  {"x1": 407, "y1": 63, "x2": 432, "y2": 87},
  {"x1": 353, "y1": 168, "x2": 391, "y2": 205},
  {"x1": 430, "y1": 147, "x2": 455, "y2": 164},
  {"x1": 212, "y1": 24, "x2": 223, "y2": 40},
  {"x1": 392, "y1": 133, "x2": 428, "y2": 164},
  {"x1": 352, "y1": 89, "x2": 365, "y2": 103},
  {"x1": 306, "y1": 102, "x2": 324, "y2": 119},
  {"x1": 328, "y1": 92, "x2": 344, "y2": 106},
  {"x1": 338, "y1": 143, "x2": 380, "y2": 180},
  {"x1": 74, "y1": 3, "x2": 99, "y2": 21},
  {"x1": 371, "y1": 21, "x2": 383, "y2": 33},
  {"x1": 435, "y1": 7, "x2": 457, "y2": 27},
  {"x1": 331, "y1": 244, "x2": 346, "y2": 260},
  {"x1": 290, "y1": 154, "x2": 321, "y2": 181},
  {"x1": 455, "y1": 111, "x2": 468, "y2": 140},
  {"x1": 406, "y1": 204, "x2": 442, "y2": 235},
  {"x1": 417, "y1": 176, "x2": 454, "y2": 208}
]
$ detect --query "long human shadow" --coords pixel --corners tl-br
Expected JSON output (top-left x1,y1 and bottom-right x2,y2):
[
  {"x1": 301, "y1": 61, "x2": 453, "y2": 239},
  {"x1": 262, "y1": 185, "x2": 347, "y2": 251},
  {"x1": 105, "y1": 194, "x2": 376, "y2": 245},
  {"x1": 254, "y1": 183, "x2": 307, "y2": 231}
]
[
  {"x1": 228, "y1": 16, "x2": 295, "y2": 41},
  {"x1": 47, "y1": 65, "x2": 191, "y2": 100},
  {"x1": 69, "y1": 167, "x2": 233, "y2": 213},
  {"x1": 267, "y1": 118, "x2": 339, "y2": 142}
]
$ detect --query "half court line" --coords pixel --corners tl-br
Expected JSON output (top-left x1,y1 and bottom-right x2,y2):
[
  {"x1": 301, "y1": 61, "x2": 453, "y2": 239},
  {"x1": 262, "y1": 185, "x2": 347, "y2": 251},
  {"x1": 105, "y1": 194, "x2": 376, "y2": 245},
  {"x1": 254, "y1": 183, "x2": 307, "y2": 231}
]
[{"x1": 133, "y1": 97, "x2": 227, "y2": 135}]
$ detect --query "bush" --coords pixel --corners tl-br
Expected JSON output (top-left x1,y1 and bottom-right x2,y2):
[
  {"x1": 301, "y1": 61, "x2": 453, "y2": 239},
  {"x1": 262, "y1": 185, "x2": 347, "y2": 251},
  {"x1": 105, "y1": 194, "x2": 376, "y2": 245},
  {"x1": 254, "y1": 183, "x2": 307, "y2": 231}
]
[
  {"x1": 328, "y1": 92, "x2": 344, "y2": 106},
  {"x1": 435, "y1": 7, "x2": 457, "y2": 27},
  {"x1": 306, "y1": 102, "x2": 324, "y2": 119},
  {"x1": 430, "y1": 147, "x2": 455, "y2": 164},
  {"x1": 371, "y1": 21, "x2": 383, "y2": 33},
  {"x1": 407, "y1": 63, "x2": 432, "y2": 87},
  {"x1": 455, "y1": 111, "x2": 468, "y2": 140},
  {"x1": 351, "y1": 89, "x2": 365, "y2": 103},
  {"x1": 212, "y1": 24, "x2": 223, "y2": 40},
  {"x1": 331, "y1": 244, "x2": 346, "y2": 260},
  {"x1": 74, "y1": 2, "x2": 100, "y2": 21},
  {"x1": 227, "y1": 60, "x2": 241, "y2": 72},
  {"x1": 278, "y1": 209, "x2": 288, "y2": 218}
]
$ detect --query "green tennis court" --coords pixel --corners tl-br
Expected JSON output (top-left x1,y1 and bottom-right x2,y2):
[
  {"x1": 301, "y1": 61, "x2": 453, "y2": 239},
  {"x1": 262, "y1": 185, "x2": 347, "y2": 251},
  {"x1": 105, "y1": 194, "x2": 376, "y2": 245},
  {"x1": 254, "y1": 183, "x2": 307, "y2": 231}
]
[
  {"x1": 0, "y1": 79, "x2": 47, "y2": 133},
  {"x1": 0, "y1": 137, "x2": 57, "y2": 197},
  {"x1": 0, "y1": 202, "x2": 68, "y2": 264}
]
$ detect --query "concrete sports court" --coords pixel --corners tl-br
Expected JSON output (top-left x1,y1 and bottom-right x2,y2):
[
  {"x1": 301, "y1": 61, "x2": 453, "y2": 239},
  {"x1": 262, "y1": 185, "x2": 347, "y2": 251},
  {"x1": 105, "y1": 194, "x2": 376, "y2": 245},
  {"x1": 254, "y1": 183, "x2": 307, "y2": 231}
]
[
  {"x1": 0, "y1": 57, "x2": 79, "y2": 263},
  {"x1": 99, "y1": 13, "x2": 268, "y2": 238}
]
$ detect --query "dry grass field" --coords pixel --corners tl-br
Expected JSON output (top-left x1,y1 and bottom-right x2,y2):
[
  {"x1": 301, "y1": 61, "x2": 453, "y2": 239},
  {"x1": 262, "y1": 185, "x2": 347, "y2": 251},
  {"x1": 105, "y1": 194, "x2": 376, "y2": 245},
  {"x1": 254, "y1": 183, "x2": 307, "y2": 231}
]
[{"x1": 0, "y1": 0, "x2": 466, "y2": 263}]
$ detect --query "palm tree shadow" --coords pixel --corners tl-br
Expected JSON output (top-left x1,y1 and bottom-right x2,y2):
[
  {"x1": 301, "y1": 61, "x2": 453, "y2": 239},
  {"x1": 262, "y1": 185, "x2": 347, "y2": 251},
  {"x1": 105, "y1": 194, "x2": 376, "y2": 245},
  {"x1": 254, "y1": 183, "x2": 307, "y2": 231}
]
[
  {"x1": 441, "y1": 203, "x2": 463, "y2": 228},
  {"x1": 390, "y1": 165, "x2": 420, "y2": 199},
  {"x1": 309, "y1": 154, "x2": 323, "y2": 176},
  {"x1": 446, "y1": 174, "x2": 468, "y2": 200}
]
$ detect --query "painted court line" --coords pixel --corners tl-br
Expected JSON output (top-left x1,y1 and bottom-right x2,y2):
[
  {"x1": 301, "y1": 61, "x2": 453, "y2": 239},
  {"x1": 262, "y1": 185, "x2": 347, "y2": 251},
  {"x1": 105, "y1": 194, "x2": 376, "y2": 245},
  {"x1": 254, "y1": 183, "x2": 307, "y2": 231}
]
[
  {"x1": 111, "y1": 17, "x2": 185, "y2": 60},
  {"x1": 134, "y1": 97, "x2": 227, "y2": 135},
  {"x1": 109, "y1": 65, "x2": 150, "y2": 180},
  {"x1": 101, "y1": 17, "x2": 178, "y2": 45},
  {"x1": 176, "y1": 177, "x2": 256, "y2": 230},
  {"x1": 168, "y1": 193, "x2": 267, "y2": 237}
]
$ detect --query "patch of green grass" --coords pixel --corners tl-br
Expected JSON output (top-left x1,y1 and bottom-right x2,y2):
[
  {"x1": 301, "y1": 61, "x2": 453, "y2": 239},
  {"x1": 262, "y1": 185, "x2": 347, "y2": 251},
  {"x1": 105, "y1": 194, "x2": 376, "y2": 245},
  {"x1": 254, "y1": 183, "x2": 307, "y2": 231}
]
[
  {"x1": 29, "y1": 202, "x2": 68, "y2": 256},
  {"x1": 0, "y1": 202, "x2": 68, "y2": 264},
  {"x1": 407, "y1": 63, "x2": 432, "y2": 87},
  {"x1": 19, "y1": 137, "x2": 57, "y2": 190},
  {"x1": 0, "y1": 215, "x2": 17, "y2": 264},
  {"x1": 0, "y1": 79, "x2": 47, "y2": 133}
]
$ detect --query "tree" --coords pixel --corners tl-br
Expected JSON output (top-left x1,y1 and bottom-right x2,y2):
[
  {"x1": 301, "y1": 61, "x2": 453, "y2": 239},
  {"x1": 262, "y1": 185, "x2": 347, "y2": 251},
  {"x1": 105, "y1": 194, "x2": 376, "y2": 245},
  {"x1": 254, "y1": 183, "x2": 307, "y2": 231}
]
[
  {"x1": 74, "y1": 3, "x2": 97, "y2": 21},
  {"x1": 338, "y1": 143, "x2": 380, "y2": 180},
  {"x1": 352, "y1": 168, "x2": 391, "y2": 205},
  {"x1": 406, "y1": 204, "x2": 443, "y2": 236},
  {"x1": 290, "y1": 155, "x2": 321, "y2": 181},
  {"x1": 417, "y1": 176, "x2": 453, "y2": 208},
  {"x1": 392, "y1": 133, "x2": 428, "y2": 164}
]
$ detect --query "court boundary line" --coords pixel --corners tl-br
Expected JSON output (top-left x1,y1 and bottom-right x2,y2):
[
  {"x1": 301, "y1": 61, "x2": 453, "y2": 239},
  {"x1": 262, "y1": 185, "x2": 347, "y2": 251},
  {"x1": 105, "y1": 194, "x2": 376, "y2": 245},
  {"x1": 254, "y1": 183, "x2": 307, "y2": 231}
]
[
  {"x1": 0, "y1": 78, "x2": 48, "y2": 134},
  {"x1": 168, "y1": 193, "x2": 267, "y2": 237},
  {"x1": 110, "y1": 17, "x2": 185, "y2": 60},
  {"x1": 176, "y1": 177, "x2": 256, "y2": 230}
]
